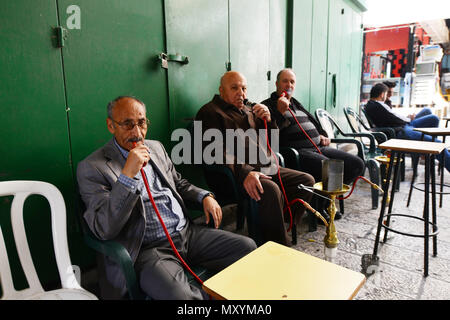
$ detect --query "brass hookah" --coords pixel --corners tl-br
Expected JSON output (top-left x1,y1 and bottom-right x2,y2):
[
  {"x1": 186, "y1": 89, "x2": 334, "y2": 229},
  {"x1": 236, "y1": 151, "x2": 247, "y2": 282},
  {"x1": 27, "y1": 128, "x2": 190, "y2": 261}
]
[{"x1": 302, "y1": 159, "x2": 384, "y2": 262}]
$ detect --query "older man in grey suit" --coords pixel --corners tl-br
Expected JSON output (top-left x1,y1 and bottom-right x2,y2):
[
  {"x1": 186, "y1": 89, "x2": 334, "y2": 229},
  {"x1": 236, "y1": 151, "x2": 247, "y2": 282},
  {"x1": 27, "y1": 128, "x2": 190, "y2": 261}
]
[{"x1": 77, "y1": 96, "x2": 256, "y2": 300}]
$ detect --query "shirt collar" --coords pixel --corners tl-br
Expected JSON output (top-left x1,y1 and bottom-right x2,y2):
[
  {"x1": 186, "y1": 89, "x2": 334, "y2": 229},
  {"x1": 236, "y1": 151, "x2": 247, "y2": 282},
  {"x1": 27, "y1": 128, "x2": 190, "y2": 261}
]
[{"x1": 113, "y1": 138, "x2": 130, "y2": 159}]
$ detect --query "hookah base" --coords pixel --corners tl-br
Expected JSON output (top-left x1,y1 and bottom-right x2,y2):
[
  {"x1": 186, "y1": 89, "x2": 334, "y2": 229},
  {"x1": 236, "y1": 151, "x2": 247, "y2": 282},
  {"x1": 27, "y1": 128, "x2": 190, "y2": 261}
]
[{"x1": 361, "y1": 254, "x2": 380, "y2": 276}]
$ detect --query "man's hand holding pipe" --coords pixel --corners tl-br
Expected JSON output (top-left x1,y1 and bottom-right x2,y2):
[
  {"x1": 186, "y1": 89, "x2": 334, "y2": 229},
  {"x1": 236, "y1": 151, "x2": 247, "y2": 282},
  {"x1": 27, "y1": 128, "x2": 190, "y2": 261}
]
[{"x1": 253, "y1": 103, "x2": 271, "y2": 122}]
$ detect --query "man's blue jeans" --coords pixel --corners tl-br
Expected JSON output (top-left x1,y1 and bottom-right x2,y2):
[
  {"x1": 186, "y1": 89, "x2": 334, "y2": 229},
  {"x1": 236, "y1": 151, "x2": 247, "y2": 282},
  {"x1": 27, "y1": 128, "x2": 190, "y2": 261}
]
[{"x1": 399, "y1": 108, "x2": 449, "y2": 172}]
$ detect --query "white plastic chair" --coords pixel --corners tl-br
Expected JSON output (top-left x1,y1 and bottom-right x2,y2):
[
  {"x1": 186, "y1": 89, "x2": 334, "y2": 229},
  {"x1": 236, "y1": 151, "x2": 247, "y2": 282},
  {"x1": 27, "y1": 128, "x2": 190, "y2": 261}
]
[{"x1": 0, "y1": 181, "x2": 97, "y2": 300}]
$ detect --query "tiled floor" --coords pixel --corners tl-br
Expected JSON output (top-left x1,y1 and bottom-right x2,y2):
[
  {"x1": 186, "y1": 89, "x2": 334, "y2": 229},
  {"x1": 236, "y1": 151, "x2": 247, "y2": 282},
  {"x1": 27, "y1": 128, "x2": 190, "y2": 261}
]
[{"x1": 221, "y1": 155, "x2": 450, "y2": 300}]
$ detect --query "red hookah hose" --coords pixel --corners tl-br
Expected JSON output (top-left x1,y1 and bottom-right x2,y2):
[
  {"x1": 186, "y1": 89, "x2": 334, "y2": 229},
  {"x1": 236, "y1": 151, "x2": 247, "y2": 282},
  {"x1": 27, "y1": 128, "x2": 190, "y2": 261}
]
[
  {"x1": 132, "y1": 142, "x2": 204, "y2": 286},
  {"x1": 336, "y1": 175, "x2": 382, "y2": 200},
  {"x1": 263, "y1": 120, "x2": 294, "y2": 232},
  {"x1": 281, "y1": 91, "x2": 322, "y2": 155},
  {"x1": 280, "y1": 93, "x2": 383, "y2": 201},
  {"x1": 287, "y1": 108, "x2": 323, "y2": 155},
  {"x1": 264, "y1": 94, "x2": 383, "y2": 223}
]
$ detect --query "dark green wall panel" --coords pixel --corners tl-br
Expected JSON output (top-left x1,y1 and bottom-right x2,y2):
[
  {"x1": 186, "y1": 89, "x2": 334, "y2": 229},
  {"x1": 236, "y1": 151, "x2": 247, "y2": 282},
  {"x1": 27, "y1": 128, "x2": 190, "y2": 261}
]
[
  {"x1": 0, "y1": 0, "x2": 75, "y2": 290},
  {"x1": 309, "y1": 0, "x2": 329, "y2": 112},
  {"x1": 325, "y1": 0, "x2": 343, "y2": 117},
  {"x1": 164, "y1": 0, "x2": 229, "y2": 209},
  {"x1": 268, "y1": 0, "x2": 288, "y2": 95},
  {"x1": 165, "y1": 0, "x2": 228, "y2": 133},
  {"x1": 58, "y1": 0, "x2": 170, "y2": 168},
  {"x1": 229, "y1": 0, "x2": 270, "y2": 103},
  {"x1": 292, "y1": 0, "x2": 313, "y2": 110}
]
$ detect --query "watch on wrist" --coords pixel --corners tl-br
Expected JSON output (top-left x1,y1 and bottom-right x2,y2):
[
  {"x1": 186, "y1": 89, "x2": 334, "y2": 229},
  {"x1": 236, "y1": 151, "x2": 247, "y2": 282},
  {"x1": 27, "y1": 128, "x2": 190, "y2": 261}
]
[{"x1": 204, "y1": 193, "x2": 215, "y2": 200}]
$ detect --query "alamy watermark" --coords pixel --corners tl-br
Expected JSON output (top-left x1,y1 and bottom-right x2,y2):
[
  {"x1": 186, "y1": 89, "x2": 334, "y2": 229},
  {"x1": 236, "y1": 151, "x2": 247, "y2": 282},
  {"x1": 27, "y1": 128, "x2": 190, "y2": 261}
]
[{"x1": 170, "y1": 121, "x2": 280, "y2": 176}]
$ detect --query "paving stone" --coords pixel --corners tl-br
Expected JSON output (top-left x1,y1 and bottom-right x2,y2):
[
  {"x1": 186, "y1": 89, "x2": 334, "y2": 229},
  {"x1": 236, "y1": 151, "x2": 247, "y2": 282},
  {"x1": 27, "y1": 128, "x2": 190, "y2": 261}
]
[
  {"x1": 417, "y1": 276, "x2": 450, "y2": 300},
  {"x1": 356, "y1": 282, "x2": 416, "y2": 300}
]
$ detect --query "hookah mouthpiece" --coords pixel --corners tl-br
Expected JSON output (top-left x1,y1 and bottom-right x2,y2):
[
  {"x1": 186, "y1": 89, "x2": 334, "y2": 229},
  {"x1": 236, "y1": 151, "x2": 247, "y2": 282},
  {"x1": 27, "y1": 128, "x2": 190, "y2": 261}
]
[
  {"x1": 243, "y1": 99, "x2": 256, "y2": 108},
  {"x1": 281, "y1": 89, "x2": 292, "y2": 97}
]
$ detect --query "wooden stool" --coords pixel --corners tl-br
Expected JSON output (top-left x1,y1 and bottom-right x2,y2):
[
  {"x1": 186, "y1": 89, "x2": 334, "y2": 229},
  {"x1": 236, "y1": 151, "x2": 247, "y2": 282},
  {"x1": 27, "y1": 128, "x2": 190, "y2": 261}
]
[
  {"x1": 372, "y1": 139, "x2": 446, "y2": 276},
  {"x1": 202, "y1": 241, "x2": 366, "y2": 300}
]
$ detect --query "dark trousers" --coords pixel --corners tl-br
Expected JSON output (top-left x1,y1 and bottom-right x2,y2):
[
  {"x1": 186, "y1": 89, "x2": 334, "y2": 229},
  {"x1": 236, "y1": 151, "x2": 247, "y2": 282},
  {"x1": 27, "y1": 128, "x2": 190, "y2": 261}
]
[
  {"x1": 135, "y1": 221, "x2": 256, "y2": 300},
  {"x1": 295, "y1": 147, "x2": 365, "y2": 185},
  {"x1": 257, "y1": 167, "x2": 315, "y2": 246}
]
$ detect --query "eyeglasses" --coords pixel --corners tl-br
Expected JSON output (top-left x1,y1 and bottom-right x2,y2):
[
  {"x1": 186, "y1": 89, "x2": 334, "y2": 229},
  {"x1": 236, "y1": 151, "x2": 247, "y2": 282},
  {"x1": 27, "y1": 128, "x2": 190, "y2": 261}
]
[{"x1": 111, "y1": 118, "x2": 150, "y2": 130}]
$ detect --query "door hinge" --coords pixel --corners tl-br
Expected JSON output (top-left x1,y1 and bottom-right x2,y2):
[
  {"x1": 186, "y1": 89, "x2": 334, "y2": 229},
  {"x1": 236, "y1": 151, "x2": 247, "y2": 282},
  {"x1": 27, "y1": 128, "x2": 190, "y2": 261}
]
[
  {"x1": 267, "y1": 70, "x2": 271, "y2": 81},
  {"x1": 226, "y1": 62, "x2": 232, "y2": 71},
  {"x1": 54, "y1": 26, "x2": 68, "y2": 48}
]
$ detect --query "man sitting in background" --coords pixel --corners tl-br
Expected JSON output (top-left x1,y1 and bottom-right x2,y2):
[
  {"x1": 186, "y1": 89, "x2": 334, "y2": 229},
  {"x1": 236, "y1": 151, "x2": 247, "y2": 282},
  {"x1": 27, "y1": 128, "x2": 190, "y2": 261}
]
[
  {"x1": 262, "y1": 69, "x2": 365, "y2": 221},
  {"x1": 365, "y1": 83, "x2": 450, "y2": 172},
  {"x1": 382, "y1": 80, "x2": 396, "y2": 108},
  {"x1": 196, "y1": 71, "x2": 315, "y2": 246}
]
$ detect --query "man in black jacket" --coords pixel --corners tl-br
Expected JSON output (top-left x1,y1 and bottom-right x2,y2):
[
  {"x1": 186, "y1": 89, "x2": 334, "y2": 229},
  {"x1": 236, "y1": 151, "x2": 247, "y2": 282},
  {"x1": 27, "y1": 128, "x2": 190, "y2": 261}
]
[
  {"x1": 365, "y1": 83, "x2": 450, "y2": 173},
  {"x1": 262, "y1": 69, "x2": 365, "y2": 220},
  {"x1": 382, "y1": 80, "x2": 396, "y2": 108}
]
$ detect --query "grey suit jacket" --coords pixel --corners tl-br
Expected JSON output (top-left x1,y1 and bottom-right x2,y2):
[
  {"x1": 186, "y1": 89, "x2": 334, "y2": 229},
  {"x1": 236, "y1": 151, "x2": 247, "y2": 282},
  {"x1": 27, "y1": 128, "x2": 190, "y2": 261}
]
[{"x1": 77, "y1": 138, "x2": 207, "y2": 298}]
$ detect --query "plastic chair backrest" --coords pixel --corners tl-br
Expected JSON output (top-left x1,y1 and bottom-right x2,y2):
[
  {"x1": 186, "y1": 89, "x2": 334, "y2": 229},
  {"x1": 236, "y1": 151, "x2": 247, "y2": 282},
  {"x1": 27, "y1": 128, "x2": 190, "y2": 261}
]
[
  {"x1": 361, "y1": 106, "x2": 376, "y2": 128},
  {"x1": 358, "y1": 107, "x2": 372, "y2": 130},
  {"x1": 344, "y1": 107, "x2": 373, "y2": 146},
  {"x1": 315, "y1": 108, "x2": 338, "y2": 149},
  {"x1": 315, "y1": 109, "x2": 337, "y2": 139},
  {"x1": 315, "y1": 109, "x2": 362, "y2": 155},
  {"x1": 0, "y1": 181, "x2": 82, "y2": 299},
  {"x1": 344, "y1": 107, "x2": 363, "y2": 133}
]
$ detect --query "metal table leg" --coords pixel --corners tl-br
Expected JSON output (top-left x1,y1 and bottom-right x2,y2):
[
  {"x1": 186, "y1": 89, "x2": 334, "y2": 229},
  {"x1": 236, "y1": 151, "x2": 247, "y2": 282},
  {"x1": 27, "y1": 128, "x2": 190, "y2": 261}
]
[
  {"x1": 431, "y1": 154, "x2": 438, "y2": 257},
  {"x1": 424, "y1": 155, "x2": 430, "y2": 276},
  {"x1": 383, "y1": 153, "x2": 402, "y2": 243},
  {"x1": 440, "y1": 135, "x2": 446, "y2": 208},
  {"x1": 372, "y1": 152, "x2": 396, "y2": 258}
]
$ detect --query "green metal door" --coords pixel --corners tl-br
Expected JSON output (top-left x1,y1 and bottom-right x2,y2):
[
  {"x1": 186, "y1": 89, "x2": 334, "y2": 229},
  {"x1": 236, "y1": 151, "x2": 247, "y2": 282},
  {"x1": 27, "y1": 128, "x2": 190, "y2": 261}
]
[
  {"x1": 0, "y1": 0, "x2": 73, "y2": 290},
  {"x1": 325, "y1": 0, "x2": 344, "y2": 119},
  {"x1": 268, "y1": 0, "x2": 288, "y2": 95},
  {"x1": 309, "y1": 0, "x2": 329, "y2": 113},
  {"x1": 292, "y1": 0, "x2": 313, "y2": 110},
  {"x1": 56, "y1": 0, "x2": 170, "y2": 271},
  {"x1": 337, "y1": 0, "x2": 354, "y2": 129},
  {"x1": 163, "y1": 0, "x2": 228, "y2": 197},
  {"x1": 350, "y1": 11, "x2": 364, "y2": 110},
  {"x1": 164, "y1": 0, "x2": 228, "y2": 133},
  {"x1": 326, "y1": 0, "x2": 364, "y2": 130},
  {"x1": 57, "y1": 0, "x2": 170, "y2": 169},
  {"x1": 229, "y1": 0, "x2": 270, "y2": 103}
]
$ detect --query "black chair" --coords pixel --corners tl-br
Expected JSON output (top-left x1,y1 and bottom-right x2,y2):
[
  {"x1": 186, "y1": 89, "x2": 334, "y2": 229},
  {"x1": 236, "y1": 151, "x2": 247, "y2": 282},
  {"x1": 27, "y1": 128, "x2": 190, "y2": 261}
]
[
  {"x1": 76, "y1": 191, "x2": 213, "y2": 300},
  {"x1": 315, "y1": 108, "x2": 381, "y2": 209}
]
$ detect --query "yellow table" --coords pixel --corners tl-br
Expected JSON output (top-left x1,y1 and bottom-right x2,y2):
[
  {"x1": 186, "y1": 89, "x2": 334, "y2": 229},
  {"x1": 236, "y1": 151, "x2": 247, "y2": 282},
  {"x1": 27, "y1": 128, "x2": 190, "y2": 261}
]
[{"x1": 202, "y1": 241, "x2": 366, "y2": 300}]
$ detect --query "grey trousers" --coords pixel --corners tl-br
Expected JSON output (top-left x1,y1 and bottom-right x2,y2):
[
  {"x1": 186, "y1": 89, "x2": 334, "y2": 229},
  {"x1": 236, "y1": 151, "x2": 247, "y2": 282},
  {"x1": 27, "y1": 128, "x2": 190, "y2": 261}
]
[{"x1": 134, "y1": 221, "x2": 257, "y2": 300}]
